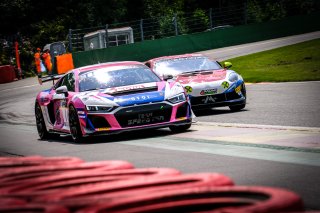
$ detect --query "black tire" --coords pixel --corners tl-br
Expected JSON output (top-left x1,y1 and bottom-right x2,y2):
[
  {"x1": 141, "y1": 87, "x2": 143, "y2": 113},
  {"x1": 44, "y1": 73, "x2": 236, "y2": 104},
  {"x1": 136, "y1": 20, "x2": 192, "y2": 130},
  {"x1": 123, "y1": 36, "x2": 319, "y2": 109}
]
[
  {"x1": 229, "y1": 103, "x2": 246, "y2": 111},
  {"x1": 169, "y1": 123, "x2": 191, "y2": 133},
  {"x1": 69, "y1": 105, "x2": 85, "y2": 143},
  {"x1": 35, "y1": 102, "x2": 51, "y2": 140}
]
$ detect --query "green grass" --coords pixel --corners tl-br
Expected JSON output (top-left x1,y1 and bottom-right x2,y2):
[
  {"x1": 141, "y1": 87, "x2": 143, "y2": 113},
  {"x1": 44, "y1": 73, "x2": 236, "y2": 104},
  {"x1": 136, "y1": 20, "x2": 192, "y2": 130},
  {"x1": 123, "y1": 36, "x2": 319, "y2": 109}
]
[{"x1": 224, "y1": 38, "x2": 320, "y2": 83}]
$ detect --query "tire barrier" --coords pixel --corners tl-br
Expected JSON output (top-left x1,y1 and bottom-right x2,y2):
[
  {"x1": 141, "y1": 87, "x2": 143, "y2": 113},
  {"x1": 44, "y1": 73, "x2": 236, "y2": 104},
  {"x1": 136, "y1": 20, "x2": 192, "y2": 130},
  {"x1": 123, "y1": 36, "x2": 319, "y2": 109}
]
[
  {"x1": 0, "y1": 65, "x2": 16, "y2": 84},
  {"x1": 31, "y1": 173, "x2": 233, "y2": 208},
  {"x1": 0, "y1": 156, "x2": 84, "y2": 169},
  {"x1": 76, "y1": 186, "x2": 303, "y2": 213},
  {"x1": 0, "y1": 197, "x2": 27, "y2": 206},
  {"x1": 0, "y1": 160, "x2": 134, "y2": 184},
  {"x1": 0, "y1": 204, "x2": 70, "y2": 213},
  {"x1": 0, "y1": 156, "x2": 305, "y2": 213},
  {"x1": 0, "y1": 168, "x2": 180, "y2": 195}
]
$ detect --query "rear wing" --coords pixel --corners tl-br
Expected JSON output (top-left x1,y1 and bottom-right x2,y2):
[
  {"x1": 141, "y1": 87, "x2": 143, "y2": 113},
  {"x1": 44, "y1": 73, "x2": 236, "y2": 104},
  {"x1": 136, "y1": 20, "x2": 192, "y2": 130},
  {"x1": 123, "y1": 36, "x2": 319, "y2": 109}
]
[{"x1": 41, "y1": 74, "x2": 64, "y2": 84}]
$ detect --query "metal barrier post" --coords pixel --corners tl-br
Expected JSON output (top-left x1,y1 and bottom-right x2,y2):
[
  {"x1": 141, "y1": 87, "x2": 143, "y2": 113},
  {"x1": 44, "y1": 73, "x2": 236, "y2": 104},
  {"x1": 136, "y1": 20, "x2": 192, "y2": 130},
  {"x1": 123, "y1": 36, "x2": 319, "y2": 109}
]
[
  {"x1": 209, "y1": 8, "x2": 213, "y2": 30},
  {"x1": 68, "y1": 29, "x2": 73, "y2": 52},
  {"x1": 174, "y1": 13, "x2": 178, "y2": 36},
  {"x1": 105, "y1": 24, "x2": 109, "y2": 48},
  {"x1": 140, "y1": 19, "x2": 144, "y2": 41}
]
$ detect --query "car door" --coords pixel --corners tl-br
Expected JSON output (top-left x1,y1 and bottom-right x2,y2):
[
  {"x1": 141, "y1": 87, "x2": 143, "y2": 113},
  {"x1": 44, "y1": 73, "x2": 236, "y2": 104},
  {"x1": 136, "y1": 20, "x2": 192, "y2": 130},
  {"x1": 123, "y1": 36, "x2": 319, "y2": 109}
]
[{"x1": 52, "y1": 72, "x2": 75, "y2": 131}]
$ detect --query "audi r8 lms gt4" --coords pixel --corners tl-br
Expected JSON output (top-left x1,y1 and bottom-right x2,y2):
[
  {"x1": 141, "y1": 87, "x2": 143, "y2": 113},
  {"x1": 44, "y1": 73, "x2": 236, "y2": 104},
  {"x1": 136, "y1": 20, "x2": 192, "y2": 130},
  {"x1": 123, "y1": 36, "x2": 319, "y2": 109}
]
[
  {"x1": 145, "y1": 54, "x2": 246, "y2": 111},
  {"x1": 35, "y1": 61, "x2": 192, "y2": 143}
]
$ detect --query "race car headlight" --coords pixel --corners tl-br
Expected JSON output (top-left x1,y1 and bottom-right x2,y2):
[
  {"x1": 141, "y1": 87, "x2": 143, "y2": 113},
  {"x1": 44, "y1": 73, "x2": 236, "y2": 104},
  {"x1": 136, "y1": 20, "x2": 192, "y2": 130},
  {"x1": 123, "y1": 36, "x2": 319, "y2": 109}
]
[
  {"x1": 86, "y1": 105, "x2": 115, "y2": 112},
  {"x1": 167, "y1": 93, "x2": 186, "y2": 104},
  {"x1": 228, "y1": 72, "x2": 239, "y2": 82}
]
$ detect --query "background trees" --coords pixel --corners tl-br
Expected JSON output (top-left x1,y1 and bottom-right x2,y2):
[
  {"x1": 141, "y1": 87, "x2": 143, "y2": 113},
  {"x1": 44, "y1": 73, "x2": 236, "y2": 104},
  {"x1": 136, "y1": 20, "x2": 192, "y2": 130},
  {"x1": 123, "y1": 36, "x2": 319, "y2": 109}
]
[{"x1": 0, "y1": 0, "x2": 319, "y2": 73}]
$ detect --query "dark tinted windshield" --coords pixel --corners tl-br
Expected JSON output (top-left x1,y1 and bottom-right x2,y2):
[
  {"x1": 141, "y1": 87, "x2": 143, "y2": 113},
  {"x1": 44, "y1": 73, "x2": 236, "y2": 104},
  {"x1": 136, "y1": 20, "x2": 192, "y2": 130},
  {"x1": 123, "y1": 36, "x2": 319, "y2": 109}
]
[
  {"x1": 79, "y1": 66, "x2": 161, "y2": 92},
  {"x1": 154, "y1": 57, "x2": 222, "y2": 76}
]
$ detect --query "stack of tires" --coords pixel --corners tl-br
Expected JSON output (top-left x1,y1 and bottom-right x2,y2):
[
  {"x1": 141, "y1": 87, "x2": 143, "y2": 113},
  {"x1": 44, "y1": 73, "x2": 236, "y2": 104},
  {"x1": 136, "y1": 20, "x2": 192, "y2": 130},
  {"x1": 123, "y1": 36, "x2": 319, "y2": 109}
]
[{"x1": 0, "y1": 156, "x2": 305, "y2": 213}]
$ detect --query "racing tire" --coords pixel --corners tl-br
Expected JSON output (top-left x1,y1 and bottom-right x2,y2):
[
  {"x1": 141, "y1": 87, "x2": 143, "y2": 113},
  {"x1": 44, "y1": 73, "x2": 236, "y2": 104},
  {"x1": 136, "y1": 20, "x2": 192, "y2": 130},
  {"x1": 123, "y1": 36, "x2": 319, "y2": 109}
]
[
  {"x1": 229, "y1": 104, "x2": 246, "y2": 111},
  {"x1": 169, "y1": 123, "x2": 191, "y2": 133},
  {"x1": 69, "y1": 105, "x2": 85, "y2": 143},
  {"x1": 35, "y1": 102, "x2": 51, "y2": 140}
]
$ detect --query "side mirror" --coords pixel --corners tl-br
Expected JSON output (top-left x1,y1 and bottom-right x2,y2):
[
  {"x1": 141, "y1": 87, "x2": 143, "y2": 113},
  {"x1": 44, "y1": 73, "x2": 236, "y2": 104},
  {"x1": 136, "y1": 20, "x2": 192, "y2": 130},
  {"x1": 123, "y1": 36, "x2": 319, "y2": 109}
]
[
  {"x1": 163, "y1": 74, "x2": 173, "y2": 81},
  {"x1": 223, "y1": 62, "x2": 232, "y2": 69},
  {"x1": 56, "y1": 85, "x2": 68, "y2": 97}
]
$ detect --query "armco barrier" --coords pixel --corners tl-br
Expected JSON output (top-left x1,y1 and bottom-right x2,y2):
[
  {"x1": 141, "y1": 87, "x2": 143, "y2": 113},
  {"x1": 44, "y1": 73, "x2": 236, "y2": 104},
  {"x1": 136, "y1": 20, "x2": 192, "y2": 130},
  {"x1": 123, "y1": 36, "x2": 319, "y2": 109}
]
[
  {"x1": 0, "y1": 168, "x2": 180, "y2": 195},
  {"x1": 0, "y1": 65, "x2": 16, "y2": 84},
  {"x1": 31, "y1": 173, "x2": 233, "y2": 209},
  {"x1": 76, "y1": 186, "x2": 304, "y2": 213},
  {"x1": 72, "y1": 12, "x2": 320, "y2": 68}
]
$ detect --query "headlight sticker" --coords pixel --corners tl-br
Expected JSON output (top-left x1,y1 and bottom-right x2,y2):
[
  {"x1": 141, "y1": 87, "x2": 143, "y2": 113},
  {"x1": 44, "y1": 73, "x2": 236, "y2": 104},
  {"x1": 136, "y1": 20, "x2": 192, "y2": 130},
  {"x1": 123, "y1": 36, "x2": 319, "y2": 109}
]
[
  {"x1": 221, "y1": 81, "x2": 229, "y2": 89},
  {"x1": 235, "y1": 85, "x2": 242, "y2": 94},
  {"x1": 185, "y1": 86, "x2": 193, "y2": 93}
]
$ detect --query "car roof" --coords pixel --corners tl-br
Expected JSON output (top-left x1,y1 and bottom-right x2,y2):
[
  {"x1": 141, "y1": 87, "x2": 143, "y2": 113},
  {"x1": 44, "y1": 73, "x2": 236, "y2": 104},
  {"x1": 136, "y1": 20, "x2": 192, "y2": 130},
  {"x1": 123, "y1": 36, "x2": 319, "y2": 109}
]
[
  {"x1": 76, "y1": 61, "x2": 146, "y2": 73},
  {"x1": 147, "y1": 53, "x2": 206, "y2": 63}
]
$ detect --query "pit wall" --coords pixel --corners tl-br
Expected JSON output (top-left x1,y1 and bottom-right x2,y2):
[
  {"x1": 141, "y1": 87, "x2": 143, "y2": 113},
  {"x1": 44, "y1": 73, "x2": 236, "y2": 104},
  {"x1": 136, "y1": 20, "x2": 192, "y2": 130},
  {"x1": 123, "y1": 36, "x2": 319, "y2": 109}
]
[{"x1": 72, "y1": 12, "x2": 320, "y2": 68}]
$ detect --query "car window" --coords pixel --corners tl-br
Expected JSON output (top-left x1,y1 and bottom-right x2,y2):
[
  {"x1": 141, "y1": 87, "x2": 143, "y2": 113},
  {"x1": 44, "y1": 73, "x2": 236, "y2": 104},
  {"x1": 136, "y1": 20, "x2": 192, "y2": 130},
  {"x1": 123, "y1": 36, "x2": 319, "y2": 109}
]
[
  {"x1": 154, "y1": 57, "x2": 222, "y2": 76},
  {"x1": 61, "y1": 73, "x2": 75, "y2": 92},
  {"x1": 53, "y1": 73, "x2": 74, "y2": 92},
  {"x1": 53, "y1": 76, "x2": 65, "y2": 90},
  {"x1": 78, "y1": 65, "x2": 160, "y2": 92}
]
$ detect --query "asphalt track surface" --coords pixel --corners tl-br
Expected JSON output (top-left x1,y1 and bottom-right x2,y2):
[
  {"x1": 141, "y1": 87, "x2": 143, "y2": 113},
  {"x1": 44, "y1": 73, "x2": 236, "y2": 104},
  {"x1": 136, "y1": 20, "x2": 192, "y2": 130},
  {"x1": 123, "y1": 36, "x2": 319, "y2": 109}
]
[{"x1": 0, "y1": 31, "x2": 320, "y2": 210}]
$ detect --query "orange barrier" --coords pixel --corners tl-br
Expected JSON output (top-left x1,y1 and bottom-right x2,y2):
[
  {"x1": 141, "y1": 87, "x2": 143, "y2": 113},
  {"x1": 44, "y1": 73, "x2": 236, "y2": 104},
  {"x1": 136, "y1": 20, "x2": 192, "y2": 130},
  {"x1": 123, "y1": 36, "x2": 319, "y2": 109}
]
[{"x1": 56, "y1": 53, "x2": 74, "y2": 74}]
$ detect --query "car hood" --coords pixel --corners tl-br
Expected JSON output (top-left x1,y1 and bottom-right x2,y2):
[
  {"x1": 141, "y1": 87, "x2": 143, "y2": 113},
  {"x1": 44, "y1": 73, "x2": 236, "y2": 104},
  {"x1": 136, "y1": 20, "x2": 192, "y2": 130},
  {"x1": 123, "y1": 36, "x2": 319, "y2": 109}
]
[
  {"x1": 175, "y1": 69, "x2": 227, "y2": 84},
  {"x1": 73, "y1": 81, "x2": 184, "y2": 107}
]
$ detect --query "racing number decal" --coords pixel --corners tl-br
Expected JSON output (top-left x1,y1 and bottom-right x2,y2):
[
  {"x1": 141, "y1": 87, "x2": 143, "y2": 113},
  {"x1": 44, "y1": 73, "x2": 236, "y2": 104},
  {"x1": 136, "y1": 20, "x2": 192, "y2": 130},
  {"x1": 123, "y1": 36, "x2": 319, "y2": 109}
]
[
  {"x1": 221, "y1": 81, "x2": 229, "y2": 89},
  {"x1": 185, "y1": 86, "x2": 193, "y2": 94}
]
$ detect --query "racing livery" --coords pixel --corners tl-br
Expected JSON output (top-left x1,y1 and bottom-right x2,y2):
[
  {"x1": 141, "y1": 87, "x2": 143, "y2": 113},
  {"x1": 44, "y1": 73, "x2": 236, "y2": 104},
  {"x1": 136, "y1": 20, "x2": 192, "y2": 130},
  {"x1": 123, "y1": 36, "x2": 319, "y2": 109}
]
[
  {"x1": 35, "y1": 61, "x2": 192, "y2": 143},
  {"x1": 145, "y1": 54, "x2": 246, "y2": 111}
]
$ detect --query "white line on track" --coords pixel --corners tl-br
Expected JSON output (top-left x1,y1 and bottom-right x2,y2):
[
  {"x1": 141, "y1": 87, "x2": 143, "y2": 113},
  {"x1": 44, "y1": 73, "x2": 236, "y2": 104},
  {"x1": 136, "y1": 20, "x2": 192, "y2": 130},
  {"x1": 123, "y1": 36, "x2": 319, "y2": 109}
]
[{"x1": 194, "y1": 121, "x2": 320, "y2": 133}]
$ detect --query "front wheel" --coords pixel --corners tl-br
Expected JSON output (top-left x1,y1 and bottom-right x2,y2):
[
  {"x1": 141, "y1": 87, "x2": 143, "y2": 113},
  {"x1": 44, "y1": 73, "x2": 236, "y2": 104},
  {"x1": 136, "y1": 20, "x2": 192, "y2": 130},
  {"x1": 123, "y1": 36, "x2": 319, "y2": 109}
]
[
  {"x1": 229, "y1": 104, "x2": 246, "y2": 111},
  {"x1": 169, "y1": 123, "x2": 191, "y2": 133},
  {"x1": 69, "y1": 105, "x2": 85, "y2": 143},
  {"x1": 35, "y1": 102, "x2": 51, "y2": 140}
]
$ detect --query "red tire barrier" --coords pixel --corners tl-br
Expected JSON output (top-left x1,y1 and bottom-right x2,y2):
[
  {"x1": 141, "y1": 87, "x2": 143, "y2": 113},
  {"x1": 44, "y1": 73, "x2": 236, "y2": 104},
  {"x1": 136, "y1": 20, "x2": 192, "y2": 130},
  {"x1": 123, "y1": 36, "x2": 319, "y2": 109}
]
[
  {"x1": 0, "y1": 197, "x2": 27, "y2": 206},
  {"x1": 0, "y1": 168, "x2": 180, "y2": 195},
  {"x1": 0, "y1": 65, "x2": 16, "y2": 84},
  {"x1": 0, "y1": 204, "x2": 69, "y2": 213},
  {"x1": 76, "y1": 186, "x2": 304, "y2": 213},
  {"x1": 0, "y1": 160, "x2": 134, "y2": 185},
  {"x1": 0, "y1": 156, "x2": 84, "y2": 170},
  {"x1": 32, "y1": 173, "x2": 233, "y2": 209}
]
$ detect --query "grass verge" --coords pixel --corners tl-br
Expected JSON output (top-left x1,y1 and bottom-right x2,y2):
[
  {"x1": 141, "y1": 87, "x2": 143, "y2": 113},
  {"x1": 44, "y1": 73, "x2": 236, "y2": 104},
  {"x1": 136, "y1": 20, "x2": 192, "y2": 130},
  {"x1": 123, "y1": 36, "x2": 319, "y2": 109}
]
[{"x1": 224, "y1": 38, "x2": 320, "y2": 83}]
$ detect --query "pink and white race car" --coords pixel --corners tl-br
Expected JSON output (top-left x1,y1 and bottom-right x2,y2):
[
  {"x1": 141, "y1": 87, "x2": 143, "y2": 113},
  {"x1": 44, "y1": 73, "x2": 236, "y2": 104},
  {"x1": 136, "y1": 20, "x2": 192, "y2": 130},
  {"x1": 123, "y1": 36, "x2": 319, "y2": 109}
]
[
  {"x1": 35, "y1": 61, "x2": 192, "y2": 143},
  {"x1": 145, "y1": 54, "x2": 246, "y2": 111}
]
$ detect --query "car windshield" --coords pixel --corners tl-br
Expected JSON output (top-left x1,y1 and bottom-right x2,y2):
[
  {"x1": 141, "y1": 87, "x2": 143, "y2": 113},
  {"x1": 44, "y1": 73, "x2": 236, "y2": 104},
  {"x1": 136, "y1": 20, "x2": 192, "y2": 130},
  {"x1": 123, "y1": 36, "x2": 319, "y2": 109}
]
[
  {"x1": 79, "y1": 66, "x2": 161, "y2": 92},
  {"x1": 154, "y1": 57, "x2": 222, "y2": 76}
]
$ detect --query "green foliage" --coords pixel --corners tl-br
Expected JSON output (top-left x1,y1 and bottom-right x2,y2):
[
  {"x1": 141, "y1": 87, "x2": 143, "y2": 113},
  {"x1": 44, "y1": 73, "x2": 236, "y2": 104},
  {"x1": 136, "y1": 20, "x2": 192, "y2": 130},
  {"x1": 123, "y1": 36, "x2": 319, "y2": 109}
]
[
  {"x1": 225, "y1": 39, "x2": 320, "y2": 82},
  {"x1": 247, "y1": 0, "x2": 286, "y2": 22},
  {"x1": 0, "y1": 0, "x2": 319, "y2": 74},
  {"x1": 191, "y1": 9, "x2": 209, "y2": 32}
]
